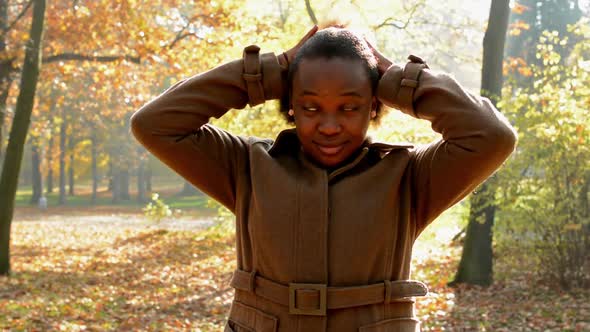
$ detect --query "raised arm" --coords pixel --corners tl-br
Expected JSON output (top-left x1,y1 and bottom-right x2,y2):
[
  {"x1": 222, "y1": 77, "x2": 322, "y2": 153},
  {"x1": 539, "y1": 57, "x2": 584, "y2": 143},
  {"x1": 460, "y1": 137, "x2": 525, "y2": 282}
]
[
  {"x1": 130, "y1": 27, "x2": 317, "y2": 211},
  {"x1": 370, "y1": 44, "x2": 517, "y2": 231}
]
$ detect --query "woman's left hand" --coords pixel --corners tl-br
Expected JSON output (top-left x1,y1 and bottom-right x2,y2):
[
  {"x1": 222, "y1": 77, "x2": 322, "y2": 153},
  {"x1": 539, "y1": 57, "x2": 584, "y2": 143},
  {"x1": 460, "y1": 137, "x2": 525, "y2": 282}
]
[{"x1": 279, "y1": 25, "x2": 319, "y2": 67}]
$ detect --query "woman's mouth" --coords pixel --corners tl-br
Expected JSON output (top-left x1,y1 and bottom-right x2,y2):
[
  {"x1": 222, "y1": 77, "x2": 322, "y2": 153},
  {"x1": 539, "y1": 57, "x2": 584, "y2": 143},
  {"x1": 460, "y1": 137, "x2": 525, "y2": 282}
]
[{"x1": 316, "y1": 143, "x2": 345, "y2": 156}]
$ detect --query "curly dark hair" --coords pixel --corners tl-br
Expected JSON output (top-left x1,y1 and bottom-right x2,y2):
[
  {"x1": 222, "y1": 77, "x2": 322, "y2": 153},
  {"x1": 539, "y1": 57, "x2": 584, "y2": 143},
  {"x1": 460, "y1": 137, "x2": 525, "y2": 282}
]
[{"x1": 279, "y1": 27, "x2": 385, "y2": 124}]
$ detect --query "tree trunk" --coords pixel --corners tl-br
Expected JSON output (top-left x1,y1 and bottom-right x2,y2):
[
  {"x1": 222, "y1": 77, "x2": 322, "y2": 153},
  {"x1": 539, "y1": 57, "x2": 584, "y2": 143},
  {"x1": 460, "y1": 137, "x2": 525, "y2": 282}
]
[
  {"x1": 30, "y1": 139, "x2": 42, "y2": 204},
  {"x1": 110, "y1": 149, "x2": 128, "y2": 203},
  {"x1": 451, "y1": 183, "x2": 497, "y2": 286},
  {"x1": 0, "y1": 0, "x2": 46, "y2": 275},
  {"x1": 107, "y1": 159, "x2": 113, "y2": 192},
  {"x1": 145, "y1": 162, "x2": 152, "y2": 192},
  {"x1": 451, "y1": 0, "x2": 510, "y2": 287},
  {"x1": 0, "y1": 61, "x2": 13, "y2": 168},
  {"x1": 136, "y1": 147, "x2": 147, "y2": 203},
  {"x1": 120, "y1": 167, "x2": 130, "y2": 200},
  {"x1": 0, "y1": 0, "x2": 15, "y2": 167},
  {"x1": 179, "y1": 181, "x2": 199, "y2": 196},
  {"x1": 580, "y1": 172, "x2": 590, "y2": 219},
  {"x1": 58, "y1": 109, "x2": 67, "y2": 205},
  {"x1": 111, "y1": 154, "x2": 120, "y2": 204},
  {"x1": 91, "y1": 126, "x2": 98, "y2": 204},
  {"x1": 68, "y1": 134, "x2": 74, "y2": 196},
  {"x1": 46, "y1": 132, "x2": 53, "y2": 193},
  {"x1": 111, "y1": 170, "x2": 120, "y2": 203}
]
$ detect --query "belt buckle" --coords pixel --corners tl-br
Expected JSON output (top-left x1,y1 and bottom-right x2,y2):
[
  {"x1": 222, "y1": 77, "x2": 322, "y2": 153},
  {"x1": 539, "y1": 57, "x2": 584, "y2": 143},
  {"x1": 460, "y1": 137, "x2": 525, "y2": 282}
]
[{"x1": 288, "y1": 283, "x2": 327, "y2": 316}]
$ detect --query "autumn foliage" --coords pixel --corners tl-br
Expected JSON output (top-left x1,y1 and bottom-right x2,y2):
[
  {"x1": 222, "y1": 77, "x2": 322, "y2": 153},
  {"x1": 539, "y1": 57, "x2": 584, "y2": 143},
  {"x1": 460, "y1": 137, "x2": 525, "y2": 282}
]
[{"x1": 0, "y1": 0, "x2": 589, "y2": 330}]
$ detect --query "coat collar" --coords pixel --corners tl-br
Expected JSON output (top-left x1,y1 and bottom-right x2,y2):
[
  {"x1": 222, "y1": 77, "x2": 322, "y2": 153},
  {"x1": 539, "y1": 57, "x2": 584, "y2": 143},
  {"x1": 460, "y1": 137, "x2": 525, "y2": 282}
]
[{"x1": 268, "y1": 128, "x2": 413, "y2": 161}]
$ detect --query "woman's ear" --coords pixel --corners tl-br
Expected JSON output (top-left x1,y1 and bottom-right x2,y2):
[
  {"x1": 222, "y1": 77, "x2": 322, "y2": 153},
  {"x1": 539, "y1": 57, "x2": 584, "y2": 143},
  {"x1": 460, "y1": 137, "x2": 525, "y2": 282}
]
[
  {"x1": 370, "y1": 97, "x2": 377, "y2": 119},
  {"x1": 288, "y1": 100, "x2": 294, "y2": 117}
]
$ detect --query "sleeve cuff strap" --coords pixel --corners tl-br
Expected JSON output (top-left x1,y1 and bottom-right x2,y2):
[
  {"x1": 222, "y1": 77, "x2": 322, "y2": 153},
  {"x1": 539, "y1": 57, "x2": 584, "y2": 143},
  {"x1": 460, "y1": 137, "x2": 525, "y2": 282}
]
[
  {"x1": 397, "y1": 59, "x2": 428, "y2": 117},
  {"x1": 376, "y1": 55, "x2": 428, "y2": 117},
  {"x1": 243, "y1": 45, "x2": 265, "y2": 106},
  {"x1": 242, "y1": 45, "x2": 284, "y2": 106}
]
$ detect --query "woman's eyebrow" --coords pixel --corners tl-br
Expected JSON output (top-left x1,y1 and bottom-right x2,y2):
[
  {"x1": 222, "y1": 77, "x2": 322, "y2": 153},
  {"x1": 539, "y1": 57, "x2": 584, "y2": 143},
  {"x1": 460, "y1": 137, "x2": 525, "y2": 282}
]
[
  {"x1": 301, "y1": 90, "x2": 319, "y2": 96},
  {"x1": 340, "y1": 91, "x2": 363, "y2": 97},
  {"x1": 300, "y1": 90, "x2": 364, "y2": 97}
]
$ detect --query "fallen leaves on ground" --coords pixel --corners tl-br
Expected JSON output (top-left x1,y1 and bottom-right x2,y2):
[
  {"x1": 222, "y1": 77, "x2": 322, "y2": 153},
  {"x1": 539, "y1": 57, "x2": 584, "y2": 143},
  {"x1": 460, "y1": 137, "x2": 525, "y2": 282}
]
[
  {"x1": 412, "y1": 244, "x2": 589, "y2": 331},
  {"x1": 1, "y1": 212, "x2": 588, "y2": 331},
  {"x1": 2, "y1": 214, "x2": 233, "y2": 331}
]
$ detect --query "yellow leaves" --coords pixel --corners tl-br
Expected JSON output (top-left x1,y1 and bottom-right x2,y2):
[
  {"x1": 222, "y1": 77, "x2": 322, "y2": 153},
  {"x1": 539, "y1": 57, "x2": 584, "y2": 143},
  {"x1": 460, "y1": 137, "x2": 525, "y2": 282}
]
[
  {"x1": 56, "y1": 62, "x2": 77, "y2": 76},
  {"x1": 20, "y1": 32, "x2": 31, "y2": 42},
  {"x1": 576, "y1": 124, "x2": 586, "y2": 144},
  {"x1": 517, "y1": 66, "x2": 533, "y2": 77},
  {"x1": 509, "y1": 20, "x2": 530, "y2": 36},
  {"x1": 73, "y1": 5, "x2": 91, "y2": 17},
  {"x1": 511, "y1": 2, "x2": 530, "y2": 15},
  {"x1": 563, "y1": 223, "x2": 582, "y2": 231},
  {"x1": 503, "y1": 56, "x2": 533, "y2": 77}
]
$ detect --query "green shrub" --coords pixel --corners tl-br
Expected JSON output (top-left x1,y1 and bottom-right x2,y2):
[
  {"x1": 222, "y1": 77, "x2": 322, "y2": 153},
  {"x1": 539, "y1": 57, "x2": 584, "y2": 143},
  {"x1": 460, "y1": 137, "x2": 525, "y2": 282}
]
[
  {"x1": 495, "y1": 29, "x2": 590, "y2": 289},
  {"x1": 143, "y1": 193, "x2": 172, "y2": 223}
]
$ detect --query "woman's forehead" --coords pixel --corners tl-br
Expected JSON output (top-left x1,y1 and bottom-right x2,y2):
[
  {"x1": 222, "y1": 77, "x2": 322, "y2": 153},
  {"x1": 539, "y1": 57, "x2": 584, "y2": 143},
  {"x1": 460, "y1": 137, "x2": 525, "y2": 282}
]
[{"x1": 292, "y1": 57, "x2": 372, "y2": 96}]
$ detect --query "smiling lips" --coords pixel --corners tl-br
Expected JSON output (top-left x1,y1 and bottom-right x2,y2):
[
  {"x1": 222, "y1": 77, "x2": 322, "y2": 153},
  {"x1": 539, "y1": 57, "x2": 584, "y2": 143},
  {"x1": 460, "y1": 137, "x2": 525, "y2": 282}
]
[{"x1": 315, "y1": 142, "x2": 346, "y2": 156}]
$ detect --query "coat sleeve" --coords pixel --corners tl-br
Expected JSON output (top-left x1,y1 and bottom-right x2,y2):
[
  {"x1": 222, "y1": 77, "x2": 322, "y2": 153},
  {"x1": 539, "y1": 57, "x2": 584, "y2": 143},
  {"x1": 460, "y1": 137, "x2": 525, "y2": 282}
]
[
  {"x1": 130, "y1": 51, "x2": 284, "y2": 211},
  {"x1": 377, "y1": 63, "x2": 517, "y2": 232}
]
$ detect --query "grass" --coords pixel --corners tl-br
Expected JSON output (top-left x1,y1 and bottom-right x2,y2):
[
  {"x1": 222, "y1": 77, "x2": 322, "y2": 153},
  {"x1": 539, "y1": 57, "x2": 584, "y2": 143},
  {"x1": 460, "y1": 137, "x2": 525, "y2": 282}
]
[{"x1": 15, "y1": 183, "x2": 212, "y2": 211}]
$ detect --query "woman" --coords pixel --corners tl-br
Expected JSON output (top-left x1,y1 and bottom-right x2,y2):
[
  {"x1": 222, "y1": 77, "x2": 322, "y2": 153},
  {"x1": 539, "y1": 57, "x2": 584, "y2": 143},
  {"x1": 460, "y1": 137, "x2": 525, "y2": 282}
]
[{"x1": 131, "y1": 26, "x2": 517, "y2": 332}]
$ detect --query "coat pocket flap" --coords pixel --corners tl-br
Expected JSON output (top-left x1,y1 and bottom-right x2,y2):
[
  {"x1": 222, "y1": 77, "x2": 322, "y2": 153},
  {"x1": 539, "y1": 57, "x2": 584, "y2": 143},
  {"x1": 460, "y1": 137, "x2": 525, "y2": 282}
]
[
  {"x1": 359, "y1": 317, "x2": 420, "y2": 332},
  {"x1": 228, "y1": 301, "x2": 278, "y2": 332}
]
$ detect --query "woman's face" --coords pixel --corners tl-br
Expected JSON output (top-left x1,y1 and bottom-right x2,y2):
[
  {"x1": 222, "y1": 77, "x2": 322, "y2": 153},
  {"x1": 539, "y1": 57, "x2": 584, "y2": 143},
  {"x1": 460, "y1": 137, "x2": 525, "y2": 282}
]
[{"x1": 291, "y1": 57, "x2": 376, "y2": 168}]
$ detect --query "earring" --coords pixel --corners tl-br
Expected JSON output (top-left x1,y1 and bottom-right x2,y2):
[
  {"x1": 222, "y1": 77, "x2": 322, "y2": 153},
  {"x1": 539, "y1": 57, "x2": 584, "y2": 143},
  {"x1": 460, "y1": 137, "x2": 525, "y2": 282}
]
[
  {"x1": 370, "y1": 110, "x2": 377, "y2": 118},
  {"x1": 288, "y1": 109, "x2": 294, "y2": 117}
]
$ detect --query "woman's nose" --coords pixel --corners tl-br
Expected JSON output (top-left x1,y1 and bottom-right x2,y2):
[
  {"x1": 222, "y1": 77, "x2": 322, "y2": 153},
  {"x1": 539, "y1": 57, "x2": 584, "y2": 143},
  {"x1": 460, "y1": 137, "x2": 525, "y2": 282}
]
[{"x1": 318, "y1": 115, "x2": 342, "y2": 136}]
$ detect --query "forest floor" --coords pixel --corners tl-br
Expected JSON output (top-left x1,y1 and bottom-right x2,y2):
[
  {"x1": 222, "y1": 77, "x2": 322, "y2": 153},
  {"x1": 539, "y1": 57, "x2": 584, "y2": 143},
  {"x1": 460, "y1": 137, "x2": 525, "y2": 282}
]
[{"x1": 1, "y1": 207, "x2": 589, "y2": 331}]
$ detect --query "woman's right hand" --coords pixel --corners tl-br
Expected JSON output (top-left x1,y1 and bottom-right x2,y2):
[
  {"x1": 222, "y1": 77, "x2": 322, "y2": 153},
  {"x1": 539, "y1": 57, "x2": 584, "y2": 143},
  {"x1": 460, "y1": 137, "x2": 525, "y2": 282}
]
[
  {"x1": 364, "y1": 38, "x2": 393, "y2": 78},
  {"x1": 279, "y1": 25, "x2": 318, "y2": 67}
]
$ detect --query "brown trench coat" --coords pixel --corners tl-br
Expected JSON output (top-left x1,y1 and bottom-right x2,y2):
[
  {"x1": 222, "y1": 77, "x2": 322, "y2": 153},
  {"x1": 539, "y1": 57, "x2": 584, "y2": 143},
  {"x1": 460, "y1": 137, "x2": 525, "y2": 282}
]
[{"x1": 130, "y1": 46, "x2": 517, "y2": 332}]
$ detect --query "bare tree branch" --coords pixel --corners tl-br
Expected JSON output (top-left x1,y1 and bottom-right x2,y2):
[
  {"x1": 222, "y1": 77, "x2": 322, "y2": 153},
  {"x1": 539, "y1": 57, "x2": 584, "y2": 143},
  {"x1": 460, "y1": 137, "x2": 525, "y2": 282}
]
[
  {"x1": 167, "y1": 32, "x2": 203, "y2": 49},
  {"x1": 373, "y1": 1, "x2": 422, "y2": 31},
  {"x1": 43, "y1": 53, "x2": 140, "y2": 64},
  {"x1": 1, "y1": 0, "x2": 33, "y2": 37},
  {"x1": 165, "y1": 14, "x2": 210, "y2": 49},
  {"x1": 304, "y1": 0, "x2": 318, "y2": 25},
  {"x1": 276, "y1": 0, "x2": 289, "y2": 27},
  {"x1": 374, "y1": 17, "x2": 409, "y2": 30}
]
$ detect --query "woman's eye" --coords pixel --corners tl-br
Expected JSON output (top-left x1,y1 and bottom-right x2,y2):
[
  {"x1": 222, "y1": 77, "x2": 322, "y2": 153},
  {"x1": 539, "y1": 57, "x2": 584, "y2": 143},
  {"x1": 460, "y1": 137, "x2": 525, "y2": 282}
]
[
  {"x1": 342, "y1": 106, "x2": 359, "y2": 112},
  {"x1": 303, "y1": 106, "x2": 318, "y2": 112}
]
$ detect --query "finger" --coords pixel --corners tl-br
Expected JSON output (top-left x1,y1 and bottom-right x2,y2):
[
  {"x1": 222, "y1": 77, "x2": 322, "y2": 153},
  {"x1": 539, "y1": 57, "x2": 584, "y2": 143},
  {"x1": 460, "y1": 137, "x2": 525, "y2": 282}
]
[
  {"x1": 305, "y1": 25, "x2": 319, "y2": 38},
  {"x1": 298, "y1": 25, "x2": 318, "y2": 45},
  {"x1": 364, "y1": 37, "x2": 378, "y2": 53},
  {"x1": 286, "y1": 26, "x2": 319, "y2": 60},
  {"x1": 364, "y1": 37, "x2": 385, "y2": 59}
]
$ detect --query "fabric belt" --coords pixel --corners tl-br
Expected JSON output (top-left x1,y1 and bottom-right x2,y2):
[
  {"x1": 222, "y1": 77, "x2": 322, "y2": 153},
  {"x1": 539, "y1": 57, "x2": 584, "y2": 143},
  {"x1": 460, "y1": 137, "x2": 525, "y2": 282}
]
[{"x1": 230, "y1": 269, "x2": 428, "y2": 316}]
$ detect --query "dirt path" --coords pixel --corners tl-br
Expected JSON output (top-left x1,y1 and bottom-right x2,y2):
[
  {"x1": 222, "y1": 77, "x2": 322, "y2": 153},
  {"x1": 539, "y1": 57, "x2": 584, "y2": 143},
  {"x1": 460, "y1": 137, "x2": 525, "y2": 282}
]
[{"x1": 13, "y1": 206, "x2": 216, "y2": 232}]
